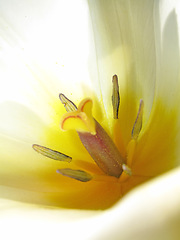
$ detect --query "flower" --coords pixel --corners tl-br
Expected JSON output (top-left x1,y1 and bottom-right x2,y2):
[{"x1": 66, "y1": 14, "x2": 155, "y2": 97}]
[{"x1": 0, "y1": 0, "x2": 180, "y2": 239}]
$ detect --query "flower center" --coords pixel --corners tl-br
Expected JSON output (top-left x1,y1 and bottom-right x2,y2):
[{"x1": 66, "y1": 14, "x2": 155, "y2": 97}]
[
  {"x1": 33, "y1": 75, "x2": 144, "y2": 182},
  {"x1": 60, "y1": 96, "x2": 125, "y2": 178}
]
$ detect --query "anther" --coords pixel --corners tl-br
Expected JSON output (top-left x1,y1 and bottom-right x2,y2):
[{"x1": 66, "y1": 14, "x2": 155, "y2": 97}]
[
  {"x1": 131, "y1": 99, "x2": 144, "y2": 140},
  {"x1": 112, "y1": 75, "x2": 120, "y2": 119},
  {"x1": 59, "y1": 93, "x2": 77, "y2": 112},
  {"x1": 56, "y1": 168, "x2": 92, "y2": 182},
  {"x1": 32, "y1": 144, "x2": 72, "y2": 163}
]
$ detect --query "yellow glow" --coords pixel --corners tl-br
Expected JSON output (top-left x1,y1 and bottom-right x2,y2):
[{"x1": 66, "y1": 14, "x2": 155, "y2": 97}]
[
  {"x1": 34, "y1": 91, "x2": 178, "y2": 209},
  {"x1": 1, "y1": 89, "x2": 177, "y2": 210}
]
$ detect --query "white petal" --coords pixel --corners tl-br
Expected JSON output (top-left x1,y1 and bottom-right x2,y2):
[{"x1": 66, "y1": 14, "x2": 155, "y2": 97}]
[
  {"x1": 154, "y1": 0, "x2": 180, "y2": 105},
  {"x1": 0, "y1": 2, "x2": 180, "y2": 240},
  {"x1": 0, "y1": 0, "x2": 94, "y2": 115},
  {"x1": 92, "y1": 167, "x2": 180, "y2": 240},
  {"x1": 0, "y1": 101, "x2": 45, "y2": 141},
  {"x1": 88, "y1": 0, "x2": 158, "y2": 127},
  {"x1": 0, "y1": 167, "x2": 179, "y2": 240},
  {"x1": 148, "y1": 0, "x2": 180, "y2": 160},
  {"x1": 0, "y1": 0, "x2": 99, "y2": 145}
]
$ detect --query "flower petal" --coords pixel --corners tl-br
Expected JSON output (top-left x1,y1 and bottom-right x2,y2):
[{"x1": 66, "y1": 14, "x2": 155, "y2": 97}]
[
  {"x1": 91, "y1": 167, "x2": 180, "y2": 240},
  {"x1": 88, "y1": 0, "x2": 158, "y2": 133},
  {"x1": 0, "y1": 167, "x2": 179, "y2": 240},
  {"x1": 0, "y1": 0, "x2": 94, "y2": 114},
  {"x1": 154, "y1": 0, "x2": 180, "y2": 106}
]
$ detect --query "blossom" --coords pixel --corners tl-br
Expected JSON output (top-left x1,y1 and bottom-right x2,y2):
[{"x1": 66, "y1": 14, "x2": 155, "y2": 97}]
[{"x1": 0, "y1": 0, "x2": 180, "y2": 239}]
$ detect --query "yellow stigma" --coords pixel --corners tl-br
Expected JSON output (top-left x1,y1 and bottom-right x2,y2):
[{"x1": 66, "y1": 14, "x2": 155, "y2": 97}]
[{"x1": 60, "y1": 98, "x2": 96, "y2": 135}]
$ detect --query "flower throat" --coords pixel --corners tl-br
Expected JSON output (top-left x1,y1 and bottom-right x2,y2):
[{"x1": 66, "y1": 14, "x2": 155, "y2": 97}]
[{"x1": 33, "y1": 75, "x2": 143, "y2": 182}]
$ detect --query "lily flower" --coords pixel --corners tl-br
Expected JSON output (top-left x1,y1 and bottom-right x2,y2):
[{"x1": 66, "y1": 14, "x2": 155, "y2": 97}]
[{"x1": 0, "y1": 0, "x2": 180, "y2": 239}]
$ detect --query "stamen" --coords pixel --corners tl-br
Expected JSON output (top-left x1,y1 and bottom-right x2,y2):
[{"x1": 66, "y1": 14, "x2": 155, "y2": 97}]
[
  {"x1": 59, "y1": 93, "x2": 77, "y2": 112},
  {"x1": 122, "y1": 164, "x2": 132, "y2": 176},
  {"x1": 132, "y1": 99, "x2": 144, "y2": 140},
  {"x1": 126, "y1": 139, "x2": 136, "y2": 167},
  {"x1": 56, "y1": 168, "x2": 92, "y2": 182},
  {"x1": 32, "y1": 144, "x2": 72, "y2": 163},
  {"x1": 112, "y1": 75, "x2": 120, "y2": 119}
]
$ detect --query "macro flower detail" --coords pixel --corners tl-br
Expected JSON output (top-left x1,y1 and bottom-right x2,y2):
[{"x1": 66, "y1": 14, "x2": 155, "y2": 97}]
[
  {"x1": 33, "y1": 75, "x2": 143, "y2": 185},
  {"x1": 1, "y1": 1, "x2": 180, "y2": 239}
]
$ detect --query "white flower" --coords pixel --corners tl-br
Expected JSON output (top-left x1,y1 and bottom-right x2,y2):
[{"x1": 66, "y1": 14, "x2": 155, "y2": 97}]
[{"x1": 0, "y1": 0, "x2": 180, "y2": 239}]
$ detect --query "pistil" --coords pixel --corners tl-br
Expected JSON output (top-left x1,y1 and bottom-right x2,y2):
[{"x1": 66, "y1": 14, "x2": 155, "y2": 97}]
[{"x1": 60, "y1": 98, "x2": 125, "y2": 178}]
